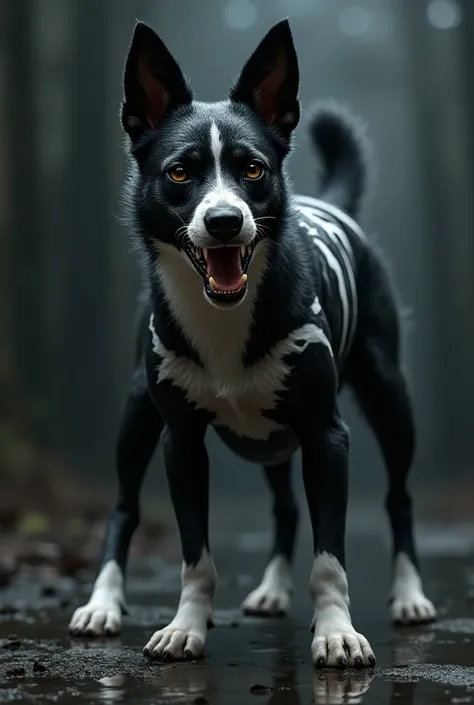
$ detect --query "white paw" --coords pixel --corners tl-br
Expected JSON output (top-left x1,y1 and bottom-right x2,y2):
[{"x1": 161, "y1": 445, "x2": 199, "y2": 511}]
[
  {"x1": 390, "y1": 553, "x2": 437, "y2": 625},
  {"x1": 68, "y1": 560, "x2": 125, "y2": 637},
  {"x1": 242, "y1": 584, "x2": 291, "y2": 616},
  {"x1": 242, "y1": 555, "x2": 292, "y2": 616},
  {"x1": 311, "y1": 627, "x2": 376, "y2": 669},
  {"x1": 390, "y1": 593, "x2": 437, "y2": 625},
  {"x1": 144, "y1": 551, "x2": 216, "y2": 661},
  {"x1": 69, "y1": 601, "x2": 123, "y2": 637},
  {"x1": 144, "y1": 623, "x2": 207, "y2": 661}
]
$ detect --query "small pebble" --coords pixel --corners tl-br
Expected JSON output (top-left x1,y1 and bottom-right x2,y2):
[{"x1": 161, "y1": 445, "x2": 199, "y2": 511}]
[{"x1": 33, "y1": 660, "x2": 47, "y2": 673}]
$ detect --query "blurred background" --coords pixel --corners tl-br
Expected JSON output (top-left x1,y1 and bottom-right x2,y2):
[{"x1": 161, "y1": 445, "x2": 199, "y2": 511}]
[{"x1": 1, "y1": 0, "x2": 474, "y2": 559}]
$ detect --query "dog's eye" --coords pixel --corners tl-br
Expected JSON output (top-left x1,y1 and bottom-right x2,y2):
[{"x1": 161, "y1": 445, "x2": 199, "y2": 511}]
[
  {"x1": 168, "y1": 166, "x2": 189, "y2": 183},
  {"x1": 245, "y1": 161, "x2": 264, "y2": 180}
]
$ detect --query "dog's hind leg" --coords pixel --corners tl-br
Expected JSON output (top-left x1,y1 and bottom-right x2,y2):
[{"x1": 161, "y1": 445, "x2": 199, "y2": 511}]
[
  {"x1": 242, "y1": 459, "x2": 298, "y2": 616},
  {"x1": 69, "y1": 366, "x2": 163, "y2": 637},
  {"x1": 349, "y1": 335, "x2": 437, "y2": 626}
]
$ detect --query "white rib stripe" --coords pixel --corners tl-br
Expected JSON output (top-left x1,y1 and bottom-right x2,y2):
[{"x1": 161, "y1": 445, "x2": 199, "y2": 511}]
[
  {"x1": 301, "y1": 210, "x2": 358, "y2": 353},
  {"x1": 299, "y1": 220, "x2": 350, "y2": 359},
  {"x1": 295, "y1": 194, "x2": 367, "y2": 241}
]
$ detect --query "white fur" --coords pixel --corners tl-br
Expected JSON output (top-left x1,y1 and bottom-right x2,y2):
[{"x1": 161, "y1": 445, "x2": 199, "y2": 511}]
[
  {"x1": 149, "y1": 287, "x2": 331, "y2": 440},
  {"x1": 299, "y1": 204, "x2": 358, "y2": 350},
  {"x1": 297, "y1": 203, "x2": 355, "y2": 261},
  {"x1": 296, "y1": 197, "x2": 360, "y2": 357},
  {"x1": 302, "y1": 227, "x2": 351, "y2": 359},
  {"x1": 390, "y1": 552, "x2": 437, "y2": 624},
  {"x1": 187, "y1": 123, "x2": 256, "y2": 248},
  {"x1": 144, "y1": 549, "x2": 216, "y2": 660},
  {"x1": 242, "y1": 555, "x2": 292, "y2": 615},
  {"x1": 295, "y1": 194, "x2": 367, "y2": 241},
  {"x1": 310, "y1": 552, "x2": 375, "y2": 667},
  {"x1": 69, "y1": 560, "x2": 125, "y2": 636}
]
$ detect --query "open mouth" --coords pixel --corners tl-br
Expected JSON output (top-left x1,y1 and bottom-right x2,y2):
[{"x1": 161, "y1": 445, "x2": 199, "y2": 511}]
[{"x1": 183, "y1": 243, "x2": 256, "y2": 303}]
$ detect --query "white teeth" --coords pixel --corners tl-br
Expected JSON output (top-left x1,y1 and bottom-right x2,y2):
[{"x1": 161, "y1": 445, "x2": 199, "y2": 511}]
[
  {"x1": 240, "y1": 246, "x2": 245, "y2": 258},
  {"x1": 203, "y1": 248, "x2": 208, "y2": 262}
]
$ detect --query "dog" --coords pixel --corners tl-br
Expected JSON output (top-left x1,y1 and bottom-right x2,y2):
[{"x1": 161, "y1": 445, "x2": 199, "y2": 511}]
[{"x1": 68, "y1": 19, "x2": 437, "y2": 667}]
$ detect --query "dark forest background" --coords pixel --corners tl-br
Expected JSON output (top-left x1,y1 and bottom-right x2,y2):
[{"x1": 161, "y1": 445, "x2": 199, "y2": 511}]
[{"x1": 2, "y1": 0, "x2": 474, "y2": 525}]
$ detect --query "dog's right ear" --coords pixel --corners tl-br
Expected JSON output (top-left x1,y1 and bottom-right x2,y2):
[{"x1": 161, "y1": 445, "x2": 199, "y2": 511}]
[{"x1": 121, "y1": 22, "x2": 192, "y2": 141}]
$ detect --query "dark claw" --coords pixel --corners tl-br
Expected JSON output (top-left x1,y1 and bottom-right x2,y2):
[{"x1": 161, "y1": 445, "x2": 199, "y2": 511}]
[
  {"x1": 162, "y1": 651, "x2": 170, "y2": 661},
  {"x1": 184, "y1": 649, "x2": 193, "y2": 660},
  {"x1": 354, "y1": 656, "x2": 363, "y2": 669},
  {"x1": 143, "y1": 647, "x2": 149, "y2": 657},
  {"x1": 338, "y1": 656, "x2": 348, "y2": 669},
  {"x1": 316, "y1": 656, "x2": 325, "y2": 669},
  {"x1": 368, "y1": 655, "x2": 376, "y2": 667}
]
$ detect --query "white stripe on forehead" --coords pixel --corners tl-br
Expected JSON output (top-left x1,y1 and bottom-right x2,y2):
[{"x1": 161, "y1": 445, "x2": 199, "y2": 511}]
[{"x1": 210, "y1": 122, "x2": 224, "y2": 186}]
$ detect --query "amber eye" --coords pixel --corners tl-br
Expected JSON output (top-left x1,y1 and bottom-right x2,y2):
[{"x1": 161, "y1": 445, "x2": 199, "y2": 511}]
[
  {"x1": 245, "y1": 161, "x2": 264, "y2": 180},
  {"x1": 168, "y1": 165, "x2": 189, "y2": 183}
]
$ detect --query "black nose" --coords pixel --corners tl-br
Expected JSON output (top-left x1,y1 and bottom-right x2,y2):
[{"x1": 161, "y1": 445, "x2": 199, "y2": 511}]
[{"x1": 204, "y1": 207, "x2": 243, "y2": 240}]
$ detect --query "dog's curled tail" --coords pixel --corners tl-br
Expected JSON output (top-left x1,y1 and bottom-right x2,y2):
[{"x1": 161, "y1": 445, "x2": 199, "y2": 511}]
[{"x1": 307, "y1": 101, "x2": 374, "y2": 219}]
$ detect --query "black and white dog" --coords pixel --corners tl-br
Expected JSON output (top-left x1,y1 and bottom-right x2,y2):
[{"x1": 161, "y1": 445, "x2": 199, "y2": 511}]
[{"x1": 69, "y1": 19, "x2": 436, "y2": 667}]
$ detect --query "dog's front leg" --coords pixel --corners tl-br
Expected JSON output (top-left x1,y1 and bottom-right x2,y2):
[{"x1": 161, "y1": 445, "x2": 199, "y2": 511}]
[
  {"x1": 144, "y1": 422, "x2": 216, "y2": 661},
  {"x1": 300, "y1": 418, "x2": 376, "y2": 669}
]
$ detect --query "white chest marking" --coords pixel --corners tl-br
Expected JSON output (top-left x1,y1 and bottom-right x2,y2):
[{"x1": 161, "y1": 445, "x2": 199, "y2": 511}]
[{"x1": 149, "y1": 312, "x2": 331, "y2": 440}]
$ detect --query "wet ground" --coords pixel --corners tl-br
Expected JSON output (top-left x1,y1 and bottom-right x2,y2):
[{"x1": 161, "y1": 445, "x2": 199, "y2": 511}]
[{"x1": 2, "y1": 506, "x2": 474, "y2": 704}]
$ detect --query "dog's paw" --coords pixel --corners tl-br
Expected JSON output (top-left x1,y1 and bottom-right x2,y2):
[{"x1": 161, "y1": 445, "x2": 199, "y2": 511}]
[
  {"x1": 390, "y1": 593, "x2": 437, "y2": 625},
  {"x1": 311, "y1": 627, "x2": 376, "y2": 669},
  {"x1": 242, "y1": 555, "x2": 292, "y2": 616},
  {"x1": 143, "y1": 624, "x2": 206, "y2": 661},
  {"x1": 390, "y1": 553, "x2": 437, "y2": 625},
  {"x1": 69, "y1": 601, "x2": 122, "y2": 637},
  {"x1": 242, "y1": 584, "x2": 291, "y2": 616}
]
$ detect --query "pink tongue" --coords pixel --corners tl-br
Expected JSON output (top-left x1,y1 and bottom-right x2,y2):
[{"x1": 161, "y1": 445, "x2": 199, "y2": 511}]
[{"x1": 207, "y1": 248, "x2": 243, "y2": 292}]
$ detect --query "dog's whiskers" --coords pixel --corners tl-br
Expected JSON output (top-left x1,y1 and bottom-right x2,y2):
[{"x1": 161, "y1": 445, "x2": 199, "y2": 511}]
[{"x1": 174, "y1": 224, "x2": 189, "y2": 245}]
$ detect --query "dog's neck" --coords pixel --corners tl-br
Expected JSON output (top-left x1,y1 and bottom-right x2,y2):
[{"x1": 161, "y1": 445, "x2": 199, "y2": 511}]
[{"x1": 152, "y1": 241, "x2": 270, "y2": 385}]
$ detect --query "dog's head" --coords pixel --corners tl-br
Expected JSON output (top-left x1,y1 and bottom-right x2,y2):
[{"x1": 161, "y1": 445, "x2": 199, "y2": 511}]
[{"x1": 123, "y1": 20, "x2": 300, "y2": 308}]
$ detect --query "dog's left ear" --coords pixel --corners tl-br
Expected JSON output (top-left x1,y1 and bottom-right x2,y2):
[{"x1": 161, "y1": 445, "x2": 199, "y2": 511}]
[{"x1": 230, "y1": 19, "x2": 300, "y2": 139}]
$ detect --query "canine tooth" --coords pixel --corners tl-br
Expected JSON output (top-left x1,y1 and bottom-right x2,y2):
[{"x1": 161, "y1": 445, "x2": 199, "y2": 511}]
[
  {"x1": 209, "y1": 276, "x2": 218, "y2": 291},
  {"x1": 240, "y1": 246, "x2": 245, "y2": 258},
  {"x1": 241, "y1": 274, "x2": 248, "y2": 284},
  {"x1": 203, "y1": 248, "x2": 208, "y2": 262}
]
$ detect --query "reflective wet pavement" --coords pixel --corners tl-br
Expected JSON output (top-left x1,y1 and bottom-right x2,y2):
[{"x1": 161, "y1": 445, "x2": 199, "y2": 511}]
[{"x1": 2, "y1": 510, "x2": 474, "y2": 704}]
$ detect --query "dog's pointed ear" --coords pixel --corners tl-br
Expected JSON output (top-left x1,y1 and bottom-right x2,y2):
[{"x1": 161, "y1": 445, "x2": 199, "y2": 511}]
[
  {"x1": 121, "y1": 22, "x2": 193, "y2": 141},
  {"x1": 230, "y1": 19, "x2": 300, "y2": 139}
]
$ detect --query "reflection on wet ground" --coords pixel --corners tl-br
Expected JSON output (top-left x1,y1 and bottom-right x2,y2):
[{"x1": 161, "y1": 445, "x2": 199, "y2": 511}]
[{"x1": 2, "y1": 516, "x2": 474, "y2": 704}]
